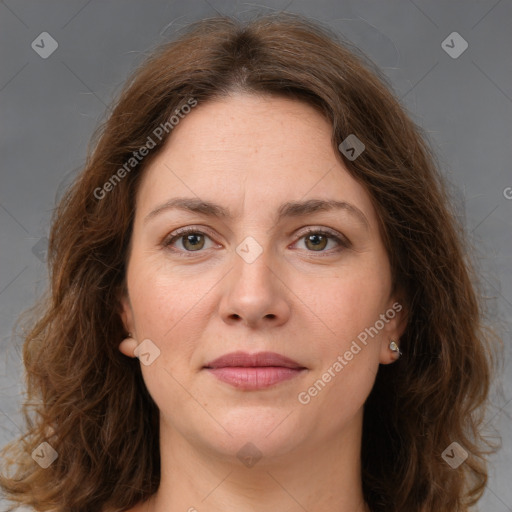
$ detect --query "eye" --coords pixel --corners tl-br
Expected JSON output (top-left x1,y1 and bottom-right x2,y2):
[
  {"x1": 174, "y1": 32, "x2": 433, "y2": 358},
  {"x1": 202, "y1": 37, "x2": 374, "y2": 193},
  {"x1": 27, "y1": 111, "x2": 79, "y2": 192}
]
[
  {"x1": 163, "y1": 226, "x2": 350, "y2": 256},
  {"x1": 293, "y1": 228, "x2": 349, "y2": 253},
  {"x1": 163, "y1": 227, "x2": 217, "y2": 253}
]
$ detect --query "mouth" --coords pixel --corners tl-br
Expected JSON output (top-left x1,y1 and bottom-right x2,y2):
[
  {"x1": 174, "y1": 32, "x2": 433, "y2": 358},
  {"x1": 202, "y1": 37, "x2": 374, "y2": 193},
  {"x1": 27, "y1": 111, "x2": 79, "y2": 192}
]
[{"x1": 203, "y1": 351, "x2": 307, "y2": 390}]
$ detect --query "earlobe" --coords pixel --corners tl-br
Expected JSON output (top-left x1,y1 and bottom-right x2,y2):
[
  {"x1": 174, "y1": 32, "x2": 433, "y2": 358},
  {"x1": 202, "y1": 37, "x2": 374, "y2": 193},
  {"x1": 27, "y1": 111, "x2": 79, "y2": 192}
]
[
  {"x1": 119, "y1": 335, "x2": 138, "y2": 357},
  {"x1": 389, "y1": 339, "x2": 402, "y2": 360},
  {"x1": 379, "y1": 338, "x2": 403, "y2": 365}
]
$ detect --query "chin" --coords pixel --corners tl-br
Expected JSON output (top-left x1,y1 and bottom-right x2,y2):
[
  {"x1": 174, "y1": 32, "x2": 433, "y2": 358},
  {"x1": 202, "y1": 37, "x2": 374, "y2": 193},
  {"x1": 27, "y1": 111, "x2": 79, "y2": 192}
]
[{"x1": 192, "y1": 407, "x2": 308, "y2": 460}]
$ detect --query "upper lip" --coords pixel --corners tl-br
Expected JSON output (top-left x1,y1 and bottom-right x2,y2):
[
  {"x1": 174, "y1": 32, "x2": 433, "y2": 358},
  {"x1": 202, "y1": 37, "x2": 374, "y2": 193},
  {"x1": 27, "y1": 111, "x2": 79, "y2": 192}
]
[{"x1": 204, "y1": 351, "x2": 305, "y2": 369}]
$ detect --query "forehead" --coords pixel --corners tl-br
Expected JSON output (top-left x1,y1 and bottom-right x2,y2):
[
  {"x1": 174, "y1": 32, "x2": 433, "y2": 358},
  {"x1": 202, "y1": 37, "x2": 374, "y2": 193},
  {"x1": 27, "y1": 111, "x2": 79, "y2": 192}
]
[{"x1": 135, "y1": 93, "x2": 377, "y2": 228}]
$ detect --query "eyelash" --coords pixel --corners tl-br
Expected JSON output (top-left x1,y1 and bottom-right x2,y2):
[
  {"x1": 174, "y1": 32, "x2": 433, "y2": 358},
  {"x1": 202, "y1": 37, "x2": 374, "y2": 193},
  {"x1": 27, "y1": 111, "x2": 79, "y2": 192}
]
[{"x1": 162, "y1": 226, "x2": 350, "y2": 257}]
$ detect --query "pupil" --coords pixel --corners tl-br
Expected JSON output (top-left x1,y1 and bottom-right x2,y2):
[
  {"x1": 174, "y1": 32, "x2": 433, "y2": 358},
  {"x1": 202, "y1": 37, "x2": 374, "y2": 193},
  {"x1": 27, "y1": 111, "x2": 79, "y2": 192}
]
[
  {"x1": 307, "y1": 234, "x2": 327, "y2": 251},
  {"x1": 185, "y1": 234, "x2": 203, "y2": 250}
]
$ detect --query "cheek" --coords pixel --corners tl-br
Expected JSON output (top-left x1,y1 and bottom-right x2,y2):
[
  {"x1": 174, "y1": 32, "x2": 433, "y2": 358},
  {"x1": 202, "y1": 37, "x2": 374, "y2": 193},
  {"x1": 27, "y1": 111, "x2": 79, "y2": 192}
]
[
  {"x1": 127, "y1": 255, "x2": 211, "y2": 337},
  {"x1": 296, "y1": 259, "x2": 391, "y2": 353},
  {"x1": 126, "y1": 265, "x2": 208, "y2": 416},
  {"x1": 125, "y1": 263, "x2": 190, "y2": 384},
  {"x1": 296, "y1": 277, "x2": 383, "y2": 418},
  {"x1": 292, "y1": 257, "x2": 390, "y2": 418}
]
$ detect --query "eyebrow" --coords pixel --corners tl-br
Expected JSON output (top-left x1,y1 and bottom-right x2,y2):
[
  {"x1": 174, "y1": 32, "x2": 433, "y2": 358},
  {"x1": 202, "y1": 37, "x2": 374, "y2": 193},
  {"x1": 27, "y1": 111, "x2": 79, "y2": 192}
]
[{"x1": 144, "y1": 197, "x2": 369, "y2": 229}]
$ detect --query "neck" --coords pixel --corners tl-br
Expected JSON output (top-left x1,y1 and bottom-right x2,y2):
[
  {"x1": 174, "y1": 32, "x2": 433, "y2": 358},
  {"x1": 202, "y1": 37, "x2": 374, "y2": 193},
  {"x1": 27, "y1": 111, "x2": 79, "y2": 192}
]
[{"x1": 148, "y1": 408, "x2": 369, "y2": 512}]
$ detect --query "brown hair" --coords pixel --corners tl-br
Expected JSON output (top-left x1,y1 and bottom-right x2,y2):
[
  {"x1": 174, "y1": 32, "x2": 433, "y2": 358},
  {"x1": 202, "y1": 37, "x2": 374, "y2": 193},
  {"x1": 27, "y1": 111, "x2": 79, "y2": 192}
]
[{"x1": 0, "y1": 12, "x2": 501, "y2": 512}]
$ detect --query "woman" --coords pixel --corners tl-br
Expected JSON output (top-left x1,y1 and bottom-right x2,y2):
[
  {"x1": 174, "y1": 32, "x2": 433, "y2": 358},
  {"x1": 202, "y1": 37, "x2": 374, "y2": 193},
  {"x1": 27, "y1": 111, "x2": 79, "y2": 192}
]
[{"x1": 0, "y1": 12, "x2": 500, "y2": 512}]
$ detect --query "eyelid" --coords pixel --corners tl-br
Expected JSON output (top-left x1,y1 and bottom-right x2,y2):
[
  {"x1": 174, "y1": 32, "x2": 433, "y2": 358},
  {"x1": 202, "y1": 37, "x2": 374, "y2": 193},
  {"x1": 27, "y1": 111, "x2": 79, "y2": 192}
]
[{"x1": 294, "y1": 225, "x2": 348, "y2": 241}]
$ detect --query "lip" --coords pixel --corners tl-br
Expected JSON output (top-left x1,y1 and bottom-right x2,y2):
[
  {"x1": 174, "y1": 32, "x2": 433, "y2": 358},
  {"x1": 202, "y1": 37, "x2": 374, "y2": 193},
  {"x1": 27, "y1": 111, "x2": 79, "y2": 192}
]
[
  {"x1": 204, "y1": 351, "x2": 304, "y2": 369},
  {"x1": 203, "y1": 351, "x2": 307, "y2": 390}
]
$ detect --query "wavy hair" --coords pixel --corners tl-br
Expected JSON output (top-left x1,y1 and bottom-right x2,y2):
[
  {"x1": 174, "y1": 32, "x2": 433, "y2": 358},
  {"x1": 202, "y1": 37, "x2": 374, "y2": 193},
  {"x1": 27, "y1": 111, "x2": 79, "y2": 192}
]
[{"x1": 0, "y1": 12, "x2": 501, "y2": 512}]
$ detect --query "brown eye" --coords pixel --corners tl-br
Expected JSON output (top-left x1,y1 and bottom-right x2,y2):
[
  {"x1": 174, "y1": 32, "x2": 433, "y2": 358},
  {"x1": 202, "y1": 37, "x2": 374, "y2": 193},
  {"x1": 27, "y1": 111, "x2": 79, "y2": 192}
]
[
  {"x1": 181, "y1": 233, "x2": 205, "y2": 251},
  {"x1": 304, "y1": 233, "x2": 328, "y2": 251},
  {"x1": 295, "y1": 229, "x2": 348, "y2": 253},
  {"x1": 164, "y1": 228, "x2": 216, "y2": 253}
]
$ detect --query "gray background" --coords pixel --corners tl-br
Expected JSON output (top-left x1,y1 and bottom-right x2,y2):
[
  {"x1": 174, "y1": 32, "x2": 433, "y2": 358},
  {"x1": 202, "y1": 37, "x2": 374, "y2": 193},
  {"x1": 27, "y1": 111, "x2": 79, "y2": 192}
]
[{"x1": 0, "y1": 0, "x2": 511, "y2": 510}]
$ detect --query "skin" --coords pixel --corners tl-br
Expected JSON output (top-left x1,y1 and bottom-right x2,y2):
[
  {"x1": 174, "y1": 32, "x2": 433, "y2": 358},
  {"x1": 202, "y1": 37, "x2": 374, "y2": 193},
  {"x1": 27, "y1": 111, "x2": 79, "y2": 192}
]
[{"x1": 119, "y1": 93, "x2": 405, "y2": 512}]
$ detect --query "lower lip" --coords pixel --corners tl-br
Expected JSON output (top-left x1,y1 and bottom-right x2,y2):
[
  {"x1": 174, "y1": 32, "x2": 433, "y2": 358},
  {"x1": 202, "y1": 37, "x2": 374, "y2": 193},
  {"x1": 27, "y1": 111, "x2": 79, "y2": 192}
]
[{"x1": 205, "y1": 367, "x2": 305, "y2": 389}]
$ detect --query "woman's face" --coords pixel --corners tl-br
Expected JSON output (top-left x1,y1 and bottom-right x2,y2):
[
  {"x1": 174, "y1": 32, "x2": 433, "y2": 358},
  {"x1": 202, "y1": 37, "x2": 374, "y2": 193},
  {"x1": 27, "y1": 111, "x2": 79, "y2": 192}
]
[{"x1": 120, "y1": 93, "x2": 404, "y2": 460}]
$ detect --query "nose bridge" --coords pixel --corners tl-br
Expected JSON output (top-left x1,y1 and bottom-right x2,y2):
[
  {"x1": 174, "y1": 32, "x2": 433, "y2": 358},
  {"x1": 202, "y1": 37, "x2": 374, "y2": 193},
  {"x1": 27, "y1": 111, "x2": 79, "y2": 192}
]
[
  {"x1": 232, "y1": 239, "x2": 276, "y2": 303},
  {"x1": 219, "y1": 236, "x2": 289, "y2": 327}
]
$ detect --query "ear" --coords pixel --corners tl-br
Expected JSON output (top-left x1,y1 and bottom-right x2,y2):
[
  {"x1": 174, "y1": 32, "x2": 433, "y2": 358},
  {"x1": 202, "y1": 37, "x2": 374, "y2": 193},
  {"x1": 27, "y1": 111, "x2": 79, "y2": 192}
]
[
  {"x1": 118, "y1": 289, "x2": 138, "y2": 358},
  {"x1": 119, "y1": 336, "x2": 138, "y2": 358},
  {"x1": 378, "y1": 298, "x2": 408, "y2": 365},
  {"x1": 119, "y1": 291, "x2": 135, "y2": 334}
]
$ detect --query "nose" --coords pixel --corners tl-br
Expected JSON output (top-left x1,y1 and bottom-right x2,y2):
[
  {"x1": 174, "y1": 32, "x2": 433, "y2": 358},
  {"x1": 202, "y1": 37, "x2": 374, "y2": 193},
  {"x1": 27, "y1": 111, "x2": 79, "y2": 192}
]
[{"x1": 218, "y1": 246, "x2": 291, "y2": 329}]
